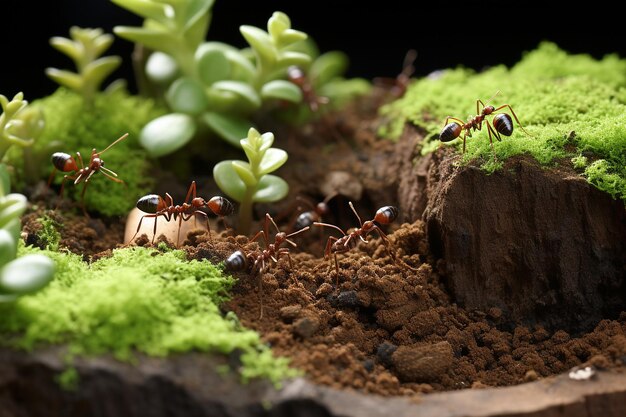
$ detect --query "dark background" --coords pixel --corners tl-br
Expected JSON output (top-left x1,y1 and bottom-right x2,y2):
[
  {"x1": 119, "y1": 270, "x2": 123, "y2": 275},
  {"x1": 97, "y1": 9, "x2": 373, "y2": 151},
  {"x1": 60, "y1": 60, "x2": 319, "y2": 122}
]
[{"x1": 2, "y1": 1, "x2": 622, "y2": 100}]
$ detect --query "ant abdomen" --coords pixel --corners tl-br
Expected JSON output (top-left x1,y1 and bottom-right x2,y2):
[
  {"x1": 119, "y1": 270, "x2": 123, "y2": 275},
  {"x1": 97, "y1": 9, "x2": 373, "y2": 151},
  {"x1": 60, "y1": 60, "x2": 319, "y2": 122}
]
[
  {"x1": 208, "y1": 196, "x2": 234, "y2": 217},
  {"x1": 439, "y1": 123, "x2": 462, "y2": 142},
  {"x1": 295, "y1": 211, "x2": 316, "y2": 230},
  {"x1": 225, "y1": 250, "x2": 248, "y2": 271},
  {"x1": 374, "y1": 206, "x2": 398, "y2": 225},
  {"x1": 136, "y1": 194, "x2": 162, "y2": 213},
  {"x1": 51, "y1": 152, "x2": 76, "y2": 171},
  {"x1": 493, "y1": 113, "x2": 513, "y2": 136}
]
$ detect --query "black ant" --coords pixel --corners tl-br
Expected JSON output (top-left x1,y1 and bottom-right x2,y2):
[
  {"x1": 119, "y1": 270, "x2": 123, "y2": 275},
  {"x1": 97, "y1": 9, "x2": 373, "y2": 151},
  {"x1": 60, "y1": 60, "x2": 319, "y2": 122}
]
[
  {"x1": 287, "y1": 66, "x2": 329, "y2": 112},
  {"x1": 130, "y1": 181, "x2": 233, "y2": 246},
  {"x1": 373, "y1": 49, "x2": 417, "y2": 98},
  {"x1": 439, "y1": 91, "x2": 530, "y2": 157},
  {"x1": 225, "y1": 213, "x2": 309, "y2": 318},
  {"x1": 292, "y1": 193, "x2": 337, "y2": 231},
  {"x1": 313, "y1": 202, "x2": 398, "y2": 284},
  {"x1": 48, "y1": 133, "x2": 128, "y2": 213}
]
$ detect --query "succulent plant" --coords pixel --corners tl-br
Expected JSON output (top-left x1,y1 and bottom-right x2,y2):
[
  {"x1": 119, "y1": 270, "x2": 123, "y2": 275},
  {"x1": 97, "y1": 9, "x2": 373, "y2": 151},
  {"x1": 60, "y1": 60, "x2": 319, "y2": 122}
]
[
  {"x1": 46, "y1": 27, "x2": 122, "y2": 106},
  {"x1": 112, "y1": 0, "x2": 312, "y2": 155},
  {"x1": 0, "y1": 92, "x2": 42, "y2": 162},
  {"x1": 213, "y1": 128, "x2": 288, "y2": 235},
  {"x1": 0, "y1": 164, "x2": 55, "y2": 303}
]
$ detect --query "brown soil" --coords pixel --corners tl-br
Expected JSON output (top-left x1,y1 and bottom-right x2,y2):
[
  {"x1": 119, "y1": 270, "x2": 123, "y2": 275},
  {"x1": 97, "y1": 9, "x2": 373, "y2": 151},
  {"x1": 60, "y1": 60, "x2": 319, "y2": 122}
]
[{"x1": 18, "y1": 96, "x2": 626, "y2": 399}]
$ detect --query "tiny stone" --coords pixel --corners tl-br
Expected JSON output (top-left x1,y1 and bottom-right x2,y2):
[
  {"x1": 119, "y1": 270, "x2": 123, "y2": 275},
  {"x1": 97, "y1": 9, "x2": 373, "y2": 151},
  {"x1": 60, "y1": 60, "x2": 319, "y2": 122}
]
[
  {"x1": 376, "y1": 342, "x2": 398, "y2": 367},
  {"x1": 391, "y1": 342, "x2": 453, "y2": 383},
  {"x1": 316, "y1": 283, "x2": 333, "y2": 297},
  {"x1": 488, "y1": 307, "x2": 502, "y2": 319},
  {"x1": 362, "y1": 359, "x2": 375, "y2": 373},
  {"x1": 279, "y1": 305, "x2": 302, "y2": 322},
  {"x1": 292, "y1": 317, "x2": 320, "y2": 339},
  {"x1": 336, "y1": 290, "x2": 360, "y2": 308},
  {"x1": 524, "y1": 369, "x2": 539, "y2": 382}
]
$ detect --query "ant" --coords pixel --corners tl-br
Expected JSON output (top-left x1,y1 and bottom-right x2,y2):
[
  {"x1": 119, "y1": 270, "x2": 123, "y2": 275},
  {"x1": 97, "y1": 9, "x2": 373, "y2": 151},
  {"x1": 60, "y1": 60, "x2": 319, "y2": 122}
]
[
  {"x1": 225, "y1": 213, "x2": 310, "y2": 318},
  {"x1": 130, "y1": 181, "x2": 233, "y2": 246},
  {"x1": 313, "y1": 202, "x2": 398, "y2": 284},
  {"x1": 287, "y1": 66, "x2": 329, "y2": 112},
  {"x1": 48, "y1": 133, "x2": 128, "y2": 213},
  {"x1": 292, "y1": 193, "x2": 337, "y2": 231},
  {"x1": 439, "y1": 91, "x2": 530, "y2": 157},
  {"x1": 373, "y1": 49, "x2": 417, "y2": 98}
]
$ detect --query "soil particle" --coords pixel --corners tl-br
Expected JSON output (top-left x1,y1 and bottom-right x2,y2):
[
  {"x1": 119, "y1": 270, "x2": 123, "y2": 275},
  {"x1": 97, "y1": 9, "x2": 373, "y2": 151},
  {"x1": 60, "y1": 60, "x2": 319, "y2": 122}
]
[{"x1": 391, "y1": 342, "x2": 454, "y2": 383}]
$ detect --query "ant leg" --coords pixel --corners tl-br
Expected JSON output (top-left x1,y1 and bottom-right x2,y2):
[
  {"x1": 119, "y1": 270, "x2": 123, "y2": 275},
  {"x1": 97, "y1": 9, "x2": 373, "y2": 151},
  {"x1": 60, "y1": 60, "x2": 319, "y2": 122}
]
[
  {"x1": 54, "y1": 174, "x2": 78, "y2": 210},
  {"x1": 493, "y1": 104, "x2": 531, "y2": 136},
  {"x1": 130, "y1": 213, "x2": 160, "y2": 245},
  {"x1": 47, "y1": 168, "x2": 58, "y2": 187},
  {"x1": 75, "y1": 152, "x2": 84, "y2": 170},
  {"x1": 476, "y1": 99, "x2": 487, "y2": 116},
  {"x1": 443, "y1": 116, "x2": 465, "y2": 126},
  {"x1": 183, "y1": 181, "x2": 197, "y2": 204},
  {"x1": 100, "y1": 168, "x2": 125, "y2": 183},
  {"x1": 185, "y1": 210, "x2": 212, "y2": 242},
  {"x1": 485, "y1": 121, "x2": 501, "y2": 159}
]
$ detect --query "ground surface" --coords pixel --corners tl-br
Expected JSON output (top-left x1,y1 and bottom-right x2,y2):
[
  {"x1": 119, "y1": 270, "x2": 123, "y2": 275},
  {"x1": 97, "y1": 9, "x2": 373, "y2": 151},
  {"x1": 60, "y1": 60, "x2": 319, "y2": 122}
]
[{"x1": 19, "y1": 96, "x2": 626, "y2": 398}]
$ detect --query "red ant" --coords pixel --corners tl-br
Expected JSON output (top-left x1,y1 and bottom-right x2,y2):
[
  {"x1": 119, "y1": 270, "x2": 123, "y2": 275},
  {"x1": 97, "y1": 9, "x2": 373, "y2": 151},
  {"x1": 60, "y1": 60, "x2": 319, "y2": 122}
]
[
  {"x1": 373, "y1": 49, "x2": 417, "y2": 98},
  {"x1": 287, "y1": 66, "x2": 330, "y2": 112},
  {"x1": 48, "y1": 133, "x2": 128, "y2": 213},
  {"x1": 291, "y1": 193, "x2": 337, "y2": 231},
  {"x1": 225, "y1": 213, "x2": 310, "y2": 318},
  {"x1": 439, "y1": 91, "x2": 530, "y2": 157},
  {"x1": 130, "y1": 181, "x2": 233, "y2": 246},
  {"x1": 313, "y1": 202, "x2": 398, "y2": 284}
]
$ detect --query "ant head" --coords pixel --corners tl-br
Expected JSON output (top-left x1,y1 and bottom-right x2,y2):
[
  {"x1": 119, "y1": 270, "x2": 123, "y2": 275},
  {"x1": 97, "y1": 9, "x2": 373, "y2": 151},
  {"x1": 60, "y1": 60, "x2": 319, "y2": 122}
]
[
  {"x1": 374, "y1": 206, "x2": 398, "y2": 225},
  {"x1": 191, "y1": 197, "x2": 205, "y2": 208},
  {"x1": 483, "y1": 105, "x2": 495, "y2": 115},
  {"x1": 137, "y1": 194, "x2": 162, "y2": 213},
  {"x1": 316, "y1": 202, "x2": 330, "y2": 215},
  {"x1": 91, "y1": 157, "x2": 103, "y2": 166},
  {"x1": 275, "y1": 232, "x2": 287, "y2": 242}
]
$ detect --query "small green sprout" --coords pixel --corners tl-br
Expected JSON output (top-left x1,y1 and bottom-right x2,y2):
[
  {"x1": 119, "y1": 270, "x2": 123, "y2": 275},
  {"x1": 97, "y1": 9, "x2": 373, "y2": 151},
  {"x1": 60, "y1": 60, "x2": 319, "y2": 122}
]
[
  {"x1": 0, "y1": 164, "x2": 55, "y2": 303},
  {"x1": 46, "y1": 27, "x2": 122, "y2": 106},
  {"x1": 213, "y1": 128, "x2": 288, "y2": 235},
  {"x1": 113, "y1": 0, "x2": 313, "y2": 155},
  {"x1": 0, "y1": 92, "x2": 42, "y2": 162}
]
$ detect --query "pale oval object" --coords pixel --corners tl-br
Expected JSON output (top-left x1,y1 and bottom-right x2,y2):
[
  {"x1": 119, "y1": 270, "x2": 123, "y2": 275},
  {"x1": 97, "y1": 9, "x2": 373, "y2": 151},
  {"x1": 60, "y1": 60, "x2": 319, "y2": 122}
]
[{"x1": 124, "y1": 207, "x2": 211, "y2": 247}]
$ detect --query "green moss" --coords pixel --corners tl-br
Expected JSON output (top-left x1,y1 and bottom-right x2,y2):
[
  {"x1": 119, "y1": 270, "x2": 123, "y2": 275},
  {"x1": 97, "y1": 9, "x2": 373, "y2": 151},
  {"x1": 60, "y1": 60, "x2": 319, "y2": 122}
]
[
  {"x1": 1, "y1": 245, "x2": 299, "y2": 385},
  {"x1": 381, "y1": 42, "x2": 626, "y2": 202},
  {"x1": 36, "y1": 214, "x2": 61, "y2": 251},
  {"x1": 6, "y1": 88, "x2": 165, "y2": 216}
]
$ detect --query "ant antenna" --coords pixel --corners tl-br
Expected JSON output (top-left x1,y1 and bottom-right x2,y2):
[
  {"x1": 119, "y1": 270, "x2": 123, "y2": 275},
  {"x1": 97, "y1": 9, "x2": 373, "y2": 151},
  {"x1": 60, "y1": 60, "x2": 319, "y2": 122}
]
[
  {"x1": 99, "y1": 133, "x2": 129, "y2": 154},
  {"x1": 484, "y1": 91, "x2": 501, "y2": 107},
  {"x1": 348, "y1": 201, "x2": 363, "y2": 226}
]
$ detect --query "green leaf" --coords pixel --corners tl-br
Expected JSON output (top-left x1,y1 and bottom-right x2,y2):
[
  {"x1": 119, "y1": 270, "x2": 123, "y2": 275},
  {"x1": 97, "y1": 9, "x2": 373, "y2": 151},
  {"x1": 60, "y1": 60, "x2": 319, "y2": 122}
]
[
  {"x1": 0, "y1": 164, "x2": 9, "y2": 196},
  {"x1": 113, "y1": 26, "x2": 179, "y2": 57},
  {"x1": 253, "y1": 175, "x2": 288, "y2": 203},
  {"x1": 196, "y1": 48, "x2": 231, "y2": 86},
  {"x1": 201, "y1": 112, "x2": 251, "y2": 148},
  {"x1": 258, "y1": 148, "x2": 287, "y2": 175},
  {"x1": 0, "y1": 254, "x2": 55, "y2": 296},
  {"x1": 213, "y1": 160, "x2": 246, "y2": 202},
  {"x1": 110, "y1": 0, "x2": 170, "y2": 24},
  {"x1": 49, "y1": 37, "x2": 81, "y2": 63},
  {"x1": 240, "y1": 25, "x2": 276, "y2": 65},
  {"x1": 182, "y1": 0, "x2": 214, "y2": 31},
  {"x1": 259, "y1": 131, "x2": 274, "y2": 152},
  {"x1": 268, "y1": 12, "x2": 290, "y2": 40},
  {"x1": 212, "y1": 81, "x2": 261, "y2": 109},
  {"x1": 276, "y1": 51, "x2": 311, "y2": 68},
  {"x1": 0, "y1": 194, "x2": 27, "y2": 230},
  {"x1": 146, "y1": 52, "x2": 179, "y2": 83},
  {"x1": 232, "y1": 161, "x2": 257, "y2": 187},
  {"x1": 166, "y1": 77, "x2": 209, "y2": 115},
  {"x1": 277, "y1": 28, "x2": 308, "y2": 46},
  {"x1": 261, "y1": 80, "x2": 302, "y2": 102},
  {"x1": 310, "y1": 51, "x2": 349, "y2": 86},
  {"x1": 45, "y1": 69, "x2": 83, "y2": 91},
  {"x1": 0, "y1": 229, "x2": 16, "y2": 266},
  {"x1": 139, "y1": 113, "x2": 196, "y2": 157},
  {"x1": 92, "y1": 33, "x2": 115, "y2": 58},
  {"x1": 82, "y1": 56, "x2": 122, "y2": 87}
]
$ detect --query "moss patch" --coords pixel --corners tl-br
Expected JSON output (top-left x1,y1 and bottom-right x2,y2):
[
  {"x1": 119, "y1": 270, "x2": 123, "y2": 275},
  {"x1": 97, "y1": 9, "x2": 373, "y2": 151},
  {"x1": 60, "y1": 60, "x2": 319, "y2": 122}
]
[
  {"x1": 0, "y1": 245, "x2": 298, "y2": 385},
  {"x1": 381, "y1": 42, "x2": 626, "y2": 202},
  {"x1": 7, "y1": 88, "x2": 165, "y2": 216}
]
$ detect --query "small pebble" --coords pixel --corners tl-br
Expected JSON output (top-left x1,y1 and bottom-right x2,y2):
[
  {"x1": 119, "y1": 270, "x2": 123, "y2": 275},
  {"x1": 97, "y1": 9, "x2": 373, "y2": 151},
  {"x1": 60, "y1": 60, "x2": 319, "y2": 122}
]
[
  {"x1": 279, "y1": 305, "x2": 302, "y2": 322},
  {"x1": 292, "y1": 317, "x2": 320, "y2": 339},
  {"x1": 391, "y1": 341, "x2": 453, "y2": 383},
  {"x1": 376, "y1": 342, "x2": 398, "y2": 367}
]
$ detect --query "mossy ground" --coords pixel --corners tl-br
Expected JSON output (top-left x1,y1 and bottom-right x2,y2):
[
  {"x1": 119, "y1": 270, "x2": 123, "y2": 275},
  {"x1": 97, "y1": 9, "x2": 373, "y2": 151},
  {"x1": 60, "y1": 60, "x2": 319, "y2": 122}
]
[
  {"x1": 0, "y1": 244, "x2": 298, "y2": 385},
  {"x1": 6, "y1": 88, "x2": 165, "y2": 216},
  {"x1": 381, "y1": 42, "x2": 626, "y2": 201}
]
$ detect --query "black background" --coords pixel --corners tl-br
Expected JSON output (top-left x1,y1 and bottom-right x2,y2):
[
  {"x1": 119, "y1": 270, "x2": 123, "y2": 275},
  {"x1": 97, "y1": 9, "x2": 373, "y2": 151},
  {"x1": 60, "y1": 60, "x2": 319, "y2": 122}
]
[{"x1": 2, "y1": 1, "x2": 622, "y2": 100}]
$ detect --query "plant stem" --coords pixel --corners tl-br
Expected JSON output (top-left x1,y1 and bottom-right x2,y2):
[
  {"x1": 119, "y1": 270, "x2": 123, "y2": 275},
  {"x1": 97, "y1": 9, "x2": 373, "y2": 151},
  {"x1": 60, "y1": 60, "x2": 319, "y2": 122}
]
[{"x1": 238, "y1": 189, "x2": 255, "y2": 236}]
